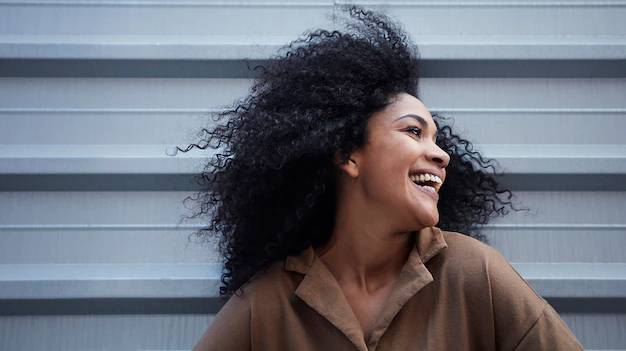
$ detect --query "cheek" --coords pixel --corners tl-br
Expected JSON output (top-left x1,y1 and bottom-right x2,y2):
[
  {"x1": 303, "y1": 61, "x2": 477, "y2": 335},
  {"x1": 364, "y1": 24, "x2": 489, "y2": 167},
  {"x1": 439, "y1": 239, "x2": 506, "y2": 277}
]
[
  {"x1": 360, "y1": 167, "x2": 395, "y2": 196},
  {"x1": 361, "y1": 154, "x2": 411, "y2": 195}
]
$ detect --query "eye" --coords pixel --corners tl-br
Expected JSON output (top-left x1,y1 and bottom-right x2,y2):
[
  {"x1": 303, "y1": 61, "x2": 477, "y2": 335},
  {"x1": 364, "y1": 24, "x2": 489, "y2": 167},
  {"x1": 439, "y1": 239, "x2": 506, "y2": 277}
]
[{"x1": 405, "y1": 126, "x2": 422, "y2": 138}]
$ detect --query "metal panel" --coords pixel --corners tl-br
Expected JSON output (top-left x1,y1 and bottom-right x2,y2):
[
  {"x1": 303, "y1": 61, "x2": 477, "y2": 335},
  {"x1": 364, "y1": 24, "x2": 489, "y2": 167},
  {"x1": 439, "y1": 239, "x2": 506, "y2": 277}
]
[
  {"x1": 2, "y1": 144, "x2": 624, "y2": 173},
  {"x1": 486, "y1": 226, "x2": 626, "y2": 263},
  {"x1": 0, "y1": 314, "x2": 216, "y2": 351},
  {"x1": 1, "y1": 78, "x2": 625, "y2": 191},
  {"x1": 0, "y1": 2, "x2": 335, "y2": 37},
  {"x1": 3, "y1": 108, "x2": 624, "y2": 146},
  {"x1": 0, "y1": 78, "x2": 251, "y2": 109},
  {"x1": 0, "y1": 191, "x2": 624, "y2": 263},
  {"x1": 2, "y1": 1, "x2": 625, "y2": 78},
  {"x1": 562, "y1": 314, "x2": 626, "y2": 350},
  {"x1": 0, "y1": 227, "x2": 212, "y2": 264},
  {"x1": 3, "y1": 78, "x2": 624, "y2": 141},
  {"x1": 2, "y1": 37, "x2": 625, "y2": 61},
  {"x1": 0, "y1": 263, "x2": 223, "y2": 299},
  {"x1": 0, "y1": 0, "x2": 624, "y2": 349},
  {"x1": 1, "y1": 1, "x2": 624, "y2": 37}
]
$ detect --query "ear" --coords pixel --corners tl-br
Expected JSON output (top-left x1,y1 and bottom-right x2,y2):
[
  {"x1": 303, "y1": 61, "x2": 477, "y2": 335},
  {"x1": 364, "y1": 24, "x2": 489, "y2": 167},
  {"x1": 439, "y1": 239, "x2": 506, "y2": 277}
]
[{"x1": 333, "y1": 150, "x2": 359, "y2": 178}]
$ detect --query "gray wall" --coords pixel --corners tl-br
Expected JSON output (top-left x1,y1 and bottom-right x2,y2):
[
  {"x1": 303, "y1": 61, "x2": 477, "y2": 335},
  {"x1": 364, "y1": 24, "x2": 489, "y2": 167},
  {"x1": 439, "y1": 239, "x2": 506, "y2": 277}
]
[{"x1": 1, "y1": 1, "x2": 625, "y2": 350}]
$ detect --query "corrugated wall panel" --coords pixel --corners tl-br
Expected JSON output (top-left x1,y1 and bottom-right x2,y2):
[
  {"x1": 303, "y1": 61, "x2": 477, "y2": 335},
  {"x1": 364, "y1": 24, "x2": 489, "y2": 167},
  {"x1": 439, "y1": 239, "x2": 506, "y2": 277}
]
[
  {"x1": 1, "y1": 0, "x2": 625, "y2": 350},
  {"x1": 1, "y1": 191, "x2": 624, "y2": 264},
  {"x1": 2, "y1": 78, "x2": 626, "y2": 145}
]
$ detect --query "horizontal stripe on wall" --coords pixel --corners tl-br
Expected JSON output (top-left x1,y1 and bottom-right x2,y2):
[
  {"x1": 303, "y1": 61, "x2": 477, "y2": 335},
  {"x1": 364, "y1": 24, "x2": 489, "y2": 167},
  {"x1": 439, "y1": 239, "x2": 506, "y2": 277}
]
[
  {"x1": 3, "y1": 0, "x2": 626, "y2": 6},
  {"x1": 1, "y1": 5, "x2": 625, "y2": 37},
  {"x1": 2, "y1": 37, "x2": 625, "y2": 60},
  {"x1": 3, "y1": 78, "x2": 624, "y2": 110},
  {"x1": 0, "y1": 229, "x2": 214, "y2": 264},
  {"x1": 0, "y1": 192, "x2": 624, "y2": 265},
  {"x1": 0, "y1": 262, "x2": 623, "y2": 299},
  {"x1": 1, "y1": 191, "x2": 623, "y2": 226},
  {"x1": 2, "y1": 108, "x2": 624, "y2": 145},
  {"x1": 1, "y1": 144, "x2": 623, "y2": 174},
  {"x1": 0, "y1": 314, "x2": 217, "y2": 351},
  {"x1": 0, "y1": 0, "x2": 333, "y2": 6},
  {"x1": 1, "y1": 144, "x2": 624, "y2": 190},
  {"x1": 3, "y1": 58, "x2": 625, "y2": 78},
  {"x1": 486, "y1": 228, "x2": 626, "y2": 263},
  {"x1": 0, "y1": 226, "x2": 624, "y2": 264}
]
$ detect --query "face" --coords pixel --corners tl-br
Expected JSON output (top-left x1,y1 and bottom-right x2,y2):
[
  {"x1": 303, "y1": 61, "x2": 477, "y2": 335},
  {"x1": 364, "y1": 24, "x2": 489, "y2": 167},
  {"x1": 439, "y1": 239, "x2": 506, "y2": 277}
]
[{"x1": 347, "y1": 93, "x2": 450, "y2": 231}]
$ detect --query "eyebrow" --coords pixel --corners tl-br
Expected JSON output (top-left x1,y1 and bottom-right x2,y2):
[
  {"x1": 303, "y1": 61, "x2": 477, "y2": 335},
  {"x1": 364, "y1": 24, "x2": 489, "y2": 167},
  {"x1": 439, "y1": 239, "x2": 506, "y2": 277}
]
[
  {"x1": 394, "y1": 114, "x2": 428, "y2": 127},
  {"x1": 394, "y1": 114, "x2": 438, "y2": 142}
]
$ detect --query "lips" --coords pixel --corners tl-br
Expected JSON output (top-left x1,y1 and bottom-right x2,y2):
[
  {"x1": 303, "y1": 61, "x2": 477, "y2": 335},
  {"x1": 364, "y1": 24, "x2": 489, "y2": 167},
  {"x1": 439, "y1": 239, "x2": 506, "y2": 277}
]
[{"x1": 410, "y1": 178, "x2": 440, "y2": 200}]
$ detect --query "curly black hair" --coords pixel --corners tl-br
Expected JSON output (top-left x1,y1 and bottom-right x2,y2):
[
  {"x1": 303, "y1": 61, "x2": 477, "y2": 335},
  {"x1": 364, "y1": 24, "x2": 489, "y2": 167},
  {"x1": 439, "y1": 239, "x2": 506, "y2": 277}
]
[{"x1": 177, "y1": 6, "x2": 516, "y2": 297}]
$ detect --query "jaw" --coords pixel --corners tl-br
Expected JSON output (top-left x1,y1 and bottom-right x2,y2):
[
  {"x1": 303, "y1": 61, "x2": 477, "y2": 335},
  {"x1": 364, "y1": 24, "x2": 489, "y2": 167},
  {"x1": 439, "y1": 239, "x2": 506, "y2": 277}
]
[{"x1": 406, "y1": 176, "x2": 440, "y2": 228}]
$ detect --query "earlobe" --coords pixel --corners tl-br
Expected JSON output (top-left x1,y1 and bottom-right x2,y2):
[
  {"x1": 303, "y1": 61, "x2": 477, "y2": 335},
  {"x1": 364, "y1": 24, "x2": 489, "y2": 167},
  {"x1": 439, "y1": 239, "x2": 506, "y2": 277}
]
[{"x1": 333, "y1": 150, "x2": 359, "y2": 178}]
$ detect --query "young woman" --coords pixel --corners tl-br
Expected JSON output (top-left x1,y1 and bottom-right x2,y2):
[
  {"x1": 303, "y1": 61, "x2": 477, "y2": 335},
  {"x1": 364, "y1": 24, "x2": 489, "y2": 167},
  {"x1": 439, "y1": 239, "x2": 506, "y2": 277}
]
[{"x1": 186, "y1": 6, "x2": 583, "y2": 350}]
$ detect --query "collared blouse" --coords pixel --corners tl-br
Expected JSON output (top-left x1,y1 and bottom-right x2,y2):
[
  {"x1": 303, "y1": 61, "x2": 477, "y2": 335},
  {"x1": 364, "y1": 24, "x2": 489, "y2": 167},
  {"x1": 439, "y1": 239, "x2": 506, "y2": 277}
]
[{"x1": 193, "y1": 227, "x2": 584, "y2": 350}]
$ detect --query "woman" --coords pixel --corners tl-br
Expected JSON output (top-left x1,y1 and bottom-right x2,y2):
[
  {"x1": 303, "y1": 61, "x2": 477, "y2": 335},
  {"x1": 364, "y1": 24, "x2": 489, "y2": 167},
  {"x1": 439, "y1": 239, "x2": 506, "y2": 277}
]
[{"x1": 185, "y1": 6, "x2": 583, "y2": 350}]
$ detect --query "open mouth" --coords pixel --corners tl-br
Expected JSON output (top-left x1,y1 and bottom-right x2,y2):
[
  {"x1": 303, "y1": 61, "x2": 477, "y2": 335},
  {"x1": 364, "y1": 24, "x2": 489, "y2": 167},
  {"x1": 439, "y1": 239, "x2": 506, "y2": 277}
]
[{"x1": 409, "y1": 173, "x2": 443, "y2": 193}]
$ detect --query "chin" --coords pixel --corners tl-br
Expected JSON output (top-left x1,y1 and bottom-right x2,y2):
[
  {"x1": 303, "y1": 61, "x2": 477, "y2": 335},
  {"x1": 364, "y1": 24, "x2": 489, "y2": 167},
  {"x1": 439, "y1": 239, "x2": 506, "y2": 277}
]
[{"x1": 419, "y1": 212, "x2": 440, "y2": 228}]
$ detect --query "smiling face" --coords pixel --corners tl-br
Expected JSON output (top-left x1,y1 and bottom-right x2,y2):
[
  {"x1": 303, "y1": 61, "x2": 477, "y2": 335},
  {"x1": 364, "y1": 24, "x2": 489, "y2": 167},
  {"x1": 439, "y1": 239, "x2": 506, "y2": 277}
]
[{"x1": 341, "y1": 93, "x2": 450, "y2": 231}]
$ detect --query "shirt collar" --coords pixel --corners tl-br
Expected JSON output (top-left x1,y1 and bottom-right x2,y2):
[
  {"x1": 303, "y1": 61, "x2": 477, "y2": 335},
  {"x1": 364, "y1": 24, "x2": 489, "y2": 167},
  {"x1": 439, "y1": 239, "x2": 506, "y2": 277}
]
[
  {"x1": 284, "y1": 226, "x2": 448, "y2": 275},
  {"x1": 283, "y1": 226, "x2": 448, "y2": 351}
]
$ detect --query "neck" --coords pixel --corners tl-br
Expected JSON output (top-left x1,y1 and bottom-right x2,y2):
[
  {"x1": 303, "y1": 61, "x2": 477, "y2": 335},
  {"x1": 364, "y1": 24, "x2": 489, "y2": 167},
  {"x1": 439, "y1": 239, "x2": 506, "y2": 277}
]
[{"x1": 315, "y1": 194, "x2": 416, "y2": 294}]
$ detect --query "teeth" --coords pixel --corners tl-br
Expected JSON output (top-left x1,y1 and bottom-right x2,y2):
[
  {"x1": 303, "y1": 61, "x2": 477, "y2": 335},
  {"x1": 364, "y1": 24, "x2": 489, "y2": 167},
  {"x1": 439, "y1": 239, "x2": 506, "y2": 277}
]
[
  {"x1": 409, "y1": 172, "x2": 444, "y2": 193},
  {"x1": 409, "y1": 173, "x2": 443, "y2": 184}
]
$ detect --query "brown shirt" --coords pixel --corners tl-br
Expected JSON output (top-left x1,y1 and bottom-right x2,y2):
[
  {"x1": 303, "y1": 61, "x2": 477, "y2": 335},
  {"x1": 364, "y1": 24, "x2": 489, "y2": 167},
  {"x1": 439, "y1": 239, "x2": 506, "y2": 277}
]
[{"x1": 193, "y1": 227, "x2": 584, "y2": 350}]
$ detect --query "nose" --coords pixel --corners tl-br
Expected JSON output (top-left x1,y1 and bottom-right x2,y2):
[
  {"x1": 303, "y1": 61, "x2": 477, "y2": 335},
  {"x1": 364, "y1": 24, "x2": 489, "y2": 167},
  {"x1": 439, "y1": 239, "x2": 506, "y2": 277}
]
[{"x1": 426, "y1": 142, "x2": 450, "y2": 169}]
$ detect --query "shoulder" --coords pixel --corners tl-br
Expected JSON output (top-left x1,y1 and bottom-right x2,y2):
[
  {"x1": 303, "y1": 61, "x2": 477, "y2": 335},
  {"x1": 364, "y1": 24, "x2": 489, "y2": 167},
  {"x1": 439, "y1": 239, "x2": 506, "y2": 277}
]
[
  {"x1": 436, "y1": 231, "x2": 584, "y2": 350},
  {"x1": 435, "y1": 230, "x2": 525, "y2": 283},
  {"x1": 435, "y1": 230, "x2": 583, "y2": 350},
  {"x1": 192, "y1": 291, "x2": 251, "y2": 350},
  {"x1": 192, "y1": 259, "x2": 299, "y2": 351},
  {"x1": 245, "y1": 258, "x2": 304, "y2": 306},
  {"x1": 219, "y1": 258, "x2": 302, "y2": 313},
  {"x1": 438, "y1": 231, "x2": 536, "y2": 288},
  {"x1": 440, "y1": 230, "x2": 501, "y2": 263},
  {"x1": 436, "y1": 230, "x2": 545, "y2": 304}
]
